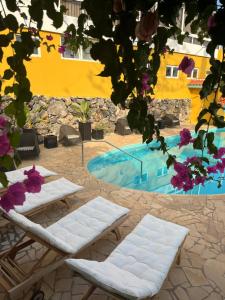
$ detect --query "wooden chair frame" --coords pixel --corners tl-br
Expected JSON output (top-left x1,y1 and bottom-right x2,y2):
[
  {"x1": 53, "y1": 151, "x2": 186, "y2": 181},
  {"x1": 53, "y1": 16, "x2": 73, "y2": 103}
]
[
  {"x1": 73, "y1": 235, "x2": 189, "y2": 300},
  {"x1": 0, "y1": 211, "x2": 129, "y2": 299},
  {"x1": 0, "y1": 186, "x2": 80, "y2": 228}
]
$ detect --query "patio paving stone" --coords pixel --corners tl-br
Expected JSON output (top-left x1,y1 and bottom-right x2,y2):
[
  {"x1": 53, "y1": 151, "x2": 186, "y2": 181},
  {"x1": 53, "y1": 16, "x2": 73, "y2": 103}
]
[{"x1": 0, "y1": 128, "x2": 225, "y2": 299}]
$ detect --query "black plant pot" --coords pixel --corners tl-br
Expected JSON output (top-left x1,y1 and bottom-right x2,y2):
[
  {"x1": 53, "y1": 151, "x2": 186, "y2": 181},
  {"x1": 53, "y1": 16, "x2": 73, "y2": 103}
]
[
  {"x1": 79, "y1": 122, "x2": 92, "y2": 141},
  {"x1": 44, "y1": 135, "x2": 58, "y2": 149},
  {"x1": 92, "y1": 129, "x2": 104, "y2": 140}
]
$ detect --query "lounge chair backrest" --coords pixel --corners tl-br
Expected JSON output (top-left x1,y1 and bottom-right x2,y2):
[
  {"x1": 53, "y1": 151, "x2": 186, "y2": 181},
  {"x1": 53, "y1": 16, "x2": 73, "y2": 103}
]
[
  {"x1": 1, "y1": 209, "x2": 73, "y2": 254},
  {"x1": 5, "y1": 165, "x2": 57, "y2": 184}
]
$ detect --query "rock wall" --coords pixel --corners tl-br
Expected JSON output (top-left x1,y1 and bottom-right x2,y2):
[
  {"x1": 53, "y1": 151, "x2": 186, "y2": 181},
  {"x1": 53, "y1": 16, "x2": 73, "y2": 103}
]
[
  {"x1": 148, "y1": 98, "x2": 191, "y2": 122},
  {"x1": 25, "y1": 96, "x2": 191, "y2": 135}
]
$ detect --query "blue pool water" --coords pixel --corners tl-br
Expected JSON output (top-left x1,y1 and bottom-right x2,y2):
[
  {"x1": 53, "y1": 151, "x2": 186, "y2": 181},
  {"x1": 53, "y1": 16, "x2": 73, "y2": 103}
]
[{"x1": 88, "y1": 129, "x2": 225, "y2": 195}]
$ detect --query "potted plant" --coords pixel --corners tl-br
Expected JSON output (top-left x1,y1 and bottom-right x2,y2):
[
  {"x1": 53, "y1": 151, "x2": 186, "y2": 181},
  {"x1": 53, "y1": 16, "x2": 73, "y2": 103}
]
[
  {"x1": 73, "y1": 100, "x2": 92, "y2": 140},
  {"x1": 92, "y1": 122, "x2": 105, "y2": 140}
]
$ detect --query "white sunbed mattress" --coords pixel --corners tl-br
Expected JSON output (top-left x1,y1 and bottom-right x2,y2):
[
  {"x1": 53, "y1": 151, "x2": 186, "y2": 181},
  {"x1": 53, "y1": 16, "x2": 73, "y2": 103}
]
[
  {"x1": 66, "y1": 214, "x2": 189, "y2": 299},
  {"x1": 14, "y1": 177, "x2": 83, "y2": 214}
]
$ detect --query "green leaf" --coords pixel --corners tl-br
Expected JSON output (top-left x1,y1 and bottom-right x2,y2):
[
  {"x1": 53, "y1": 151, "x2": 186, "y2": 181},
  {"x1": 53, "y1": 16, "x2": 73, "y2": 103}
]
[
  {"x1": 166, "y1": 155, "x2": 175, "y2": 169},
  {"x1": 5, "y1": 0, "x2": 18, "y2": 12},
  {"x1": 195, "y1": 118, "x2": 208, "y2": 133},
  {"x1": 0, "y1": 172, "x2": 8, "y2": 187},
  {"x1": 4, "y1": 102, "x2": 16, "y2": 116},
  {"x1": 4, "y1": 86, "x2": 13, "y2": 94},
  {"x1": 78, "y1": 14, "x2": 88, "y2": 32},
  {"x1": 198, "y1": 108, "x2": 209, "y2": 121},
  {"x1": 4, "y1": 14, "x2": 19, "y2": 31},
  {"x1": 0, "y1": 48, "x2": 3, "y2": 62},
  {"x1": 3, "y1": 69, "x2": 14, "y2": 80},
  {"x1": 9, "y1": 131, "x2": 20, "y2": 147},
  {"x1": 0, "y1": 34, "x2": 11, "y2": 47},
  {"x1": 201, "y1": 157, "x2": 209, "y2": 164},
  {"x1": 193, "y1": 130, "x2": 206, "y2": 150},
  {"x1": 0, "y1": 156, "x2": 15, "y2": 170}
]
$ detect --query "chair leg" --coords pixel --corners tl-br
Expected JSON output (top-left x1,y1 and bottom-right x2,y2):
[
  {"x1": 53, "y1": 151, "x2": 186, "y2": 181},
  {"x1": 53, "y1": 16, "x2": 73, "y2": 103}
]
[
  {"x1": 112, "y1": 228, "x2": 121, "y2": 241},
  {"x1": 176, "y1": 250, "x2": 181, "y2": 265},
  {"x1": 61, "y1": 199, "x2": 70, "y2": 209},
  {"x1": 81, "y1": 285, "x2": 96, "y2": 300}
]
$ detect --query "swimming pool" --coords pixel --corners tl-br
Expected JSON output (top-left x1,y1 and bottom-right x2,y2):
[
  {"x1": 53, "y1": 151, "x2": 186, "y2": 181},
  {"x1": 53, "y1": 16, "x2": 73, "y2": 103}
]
[{"x1": 88, "y1": 129, "x2": 225, "y2": 195}]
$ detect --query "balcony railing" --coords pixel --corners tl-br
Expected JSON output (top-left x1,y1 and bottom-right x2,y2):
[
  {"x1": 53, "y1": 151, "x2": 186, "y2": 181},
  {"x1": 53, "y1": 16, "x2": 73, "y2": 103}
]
[{"x1": 61, "y1": 0, "x2": 81, "y2": 17}]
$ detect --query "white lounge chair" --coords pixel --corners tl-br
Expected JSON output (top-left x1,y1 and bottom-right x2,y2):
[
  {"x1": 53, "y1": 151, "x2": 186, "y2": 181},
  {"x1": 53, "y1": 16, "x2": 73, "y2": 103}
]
[
  {"x1": 0, "y1": 165, "x2": 57, "y2": 190},
  {"x1": 0, "y1": 196, "x2": 129, "y2": 299},
  {"x1": 66, "y1": 214, "x2": 189, "y2": 300},
  {"x1": 14, "y1": 177, "x2": 83, "y2": 215}
]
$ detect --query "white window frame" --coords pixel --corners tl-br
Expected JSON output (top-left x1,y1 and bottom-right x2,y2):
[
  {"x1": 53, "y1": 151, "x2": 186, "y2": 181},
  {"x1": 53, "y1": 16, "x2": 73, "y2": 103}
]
[
  {"x1": 60, "y1": 35, "x2": 96, "y2": 62},
  {"x1": 166, "y1": 65, "x2": 179, "y2": 78},
  {"x1": 15, "y1": 34, "x2": 41, "y2": 57},
  {"x1": 187, "y1": 68, "x2": 199, "y2": 79}
]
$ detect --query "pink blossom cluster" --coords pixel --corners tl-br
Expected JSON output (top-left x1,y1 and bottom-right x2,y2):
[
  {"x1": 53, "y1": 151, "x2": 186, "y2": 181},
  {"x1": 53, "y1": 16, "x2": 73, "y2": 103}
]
[
  {"x1": 58, "y1": 45, "x2": 66, "y2": 54},
  {"x1": 171, "y1": 157, "x2": 206, "y2": 192},
  {"x1": 135, "y1": 11, "x2": 159, "y2": 42},
  {"x1": 46, "y1": 34, "x2": 53, "y2": 41},
  {"x1": 206, "y1": 148, "x2": 225, "y2": 174},
  {"x1": 178, "y1": 128, "x2": 194, "y2": 148},
  {"x1": 141, "y1": 73, "x2": 150, "y2": 94},
  {"x1": 207, "y1": 15, "x2": 217, "y2": 31},
  {"x1": 58, "y1": 32, "x2": 72, "y2": 54},
  {"x1": 0, "y1": 116, "x2": 13, "y2": 157},
  {"x1": 113, "y1": 0, "x2": 125, "y2": 13},
  {"x1": 0, "y1": 166, "x2": 44, "y2": 212},
  {"x1": 178, "y1": 56, "x2": 195, "y2": 75}
]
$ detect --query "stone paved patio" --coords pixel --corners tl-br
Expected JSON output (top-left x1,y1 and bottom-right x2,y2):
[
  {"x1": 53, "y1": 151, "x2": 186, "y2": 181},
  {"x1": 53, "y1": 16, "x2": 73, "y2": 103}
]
[{"x1": 0, "y1": 129, "x2": 225, "y2": 300}]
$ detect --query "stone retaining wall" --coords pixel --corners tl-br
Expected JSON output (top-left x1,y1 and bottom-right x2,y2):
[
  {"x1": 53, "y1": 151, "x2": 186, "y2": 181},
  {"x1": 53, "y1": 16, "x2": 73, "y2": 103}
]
[{"x1": 25, "y1": 96, "x2": 191, "y2": 135}]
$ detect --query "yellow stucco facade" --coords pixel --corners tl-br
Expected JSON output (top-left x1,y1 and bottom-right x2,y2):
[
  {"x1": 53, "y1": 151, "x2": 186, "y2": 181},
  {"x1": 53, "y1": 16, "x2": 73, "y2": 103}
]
[{"x1": 2, "y1": 31, "x2": 214, "y2": 124}]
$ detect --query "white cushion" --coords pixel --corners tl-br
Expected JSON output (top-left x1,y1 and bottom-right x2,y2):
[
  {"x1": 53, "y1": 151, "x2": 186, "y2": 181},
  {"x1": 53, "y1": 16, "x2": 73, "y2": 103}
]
[
  {"x1": 67, "y1": 134, "x2": 79, "y2": 139},
  {"x1": 47, "y1": 196, "x2": 129, "y2": 254},
  {"x1": 4, "y1": 197, "x2": 129, "y2": 255},
  {"x1": 17, "y1": 146, "x2": 35, "y2": 151},
  {"x1": 14, "y1": 178, "x2": 83, "y2": 214},
  {"x1": 66, "y1": 214, "x2": 189, "y2": 299},
  {"x1": 6, "y1": 165, "x2": 57, "y2": 184}
]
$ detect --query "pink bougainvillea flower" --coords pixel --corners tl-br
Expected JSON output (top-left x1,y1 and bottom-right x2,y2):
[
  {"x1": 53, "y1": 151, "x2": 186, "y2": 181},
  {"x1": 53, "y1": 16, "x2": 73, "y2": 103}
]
[
  {"x1": 0, "y1": 116, "x2": 7, "y2": 129},
  {"x1": 195, "y1": 176, "x2": 206, "y2": 186},
  {"x1": 46, "y1": 34, "x2": 53, "y2": 41},
  {"x1": 221, "y1": 158, "x2": 225, "y2": 167},
  {"x1": 178, "y1": 56, "x2": 195, "y2": 75},
  {"x1": 0, "y1": 133, "x2": 11, "y2": 157},
  {"x1": 24, "y1": 166, "x2": 44, "y2": 193},
  {"x1": 28, "y1": 27, "x2": 38, "y2": 35},
  {"x1": 174, "y1": 162, "x2": 189, "y2": 179},
  {"x1": 58, "y1": 45, "x2": 66, "y2": 54},
  {"x1": 213, "y1": 147, "x2": 225, "y2": 159},
  {"x1": 178, "y1": 128, "x2": 193, "y2": 148},
  {"x1": 207, "y1": 165, "x2": 218, "y2": 174},
  {"x1": 7, "y1": 182, "x2": 26, "y2": 206},
  {"x1": 185, "y1": 156, "x2": 202, "y2": 165},
  {"x1": 0, "y1": 183, "x2": 26, "y2": 212},
  {"x1": 135, "y1": 11, "x2": 159, "y2": 42},
  {"x1": 0, "y1": 193, "x2": 14, "y2": 212},
  {"x1": 207, "y1": 15, "x2": 216, "y2": 31},
  {"x1": 183, "y1": 178, "x2": 194, "y2": 191},
  {"x1": 141, "y1": 73, "x2": 150, "y2": 93},
  {"x1": 64, "y1": 32, "x2": 71, "y2": 40},
  {"x1": 216, "y1": 162, "x2": 225, "y2": 173},
  {"x1": 113, "y1": 0, "x2": 125, "y2": 13},
  {"x1": 162, "y1": 47, "x2": 167, "y2": 54},
  {"x1": 171, "y1": 175, "x2": 183, "y2": 189}
]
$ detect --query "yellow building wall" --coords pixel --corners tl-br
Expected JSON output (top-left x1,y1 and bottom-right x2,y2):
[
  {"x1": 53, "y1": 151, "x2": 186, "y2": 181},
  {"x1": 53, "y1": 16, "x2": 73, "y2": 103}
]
[
  {"x1": 1, "y1": 31, "x2": 213, "y2": 124},
  {"x1": 25, "y1": 32, "x2": 112, "y2": 98},
  {"x1": 156, "y1": 52, "x2": 211, "y2": 123}
]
